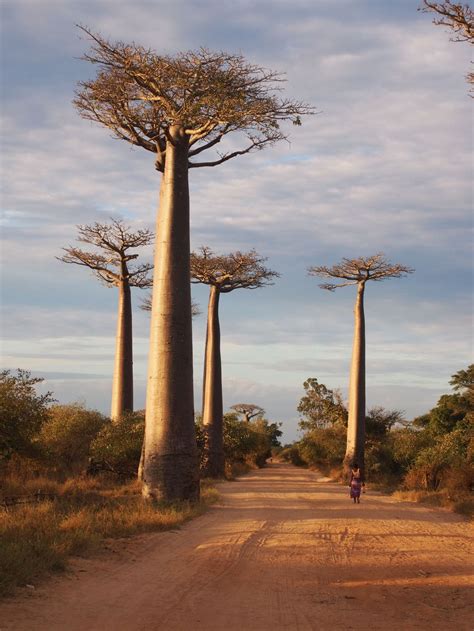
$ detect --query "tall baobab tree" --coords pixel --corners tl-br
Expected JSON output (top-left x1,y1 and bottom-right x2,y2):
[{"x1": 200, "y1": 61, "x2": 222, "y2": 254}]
[
  {"x1": 75, "y1": 28, "x2": 313, "y2": 501},
  {"x1": 230, "y1": 403, "x2": 266, "y2": 424},
  {"x1": 58, "y1": 219, "x2": 152, "y2": 420},
  {"x1": 190, "y1": 247, "x2": 278, "y2": 477},
  {"x1": 308, "y1": 254, "x2": 414, "y2": 475},
  {"x1": 420, "y1": 1, "x2": 474, "y2": 90}
]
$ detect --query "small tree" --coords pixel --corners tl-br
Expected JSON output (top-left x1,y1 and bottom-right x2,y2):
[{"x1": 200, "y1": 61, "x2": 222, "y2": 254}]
[
  {"x1": 75, "y1": 29, "x2": 312, "y2": 500},
  {"x1": 230, "y1": 403, "x2": 266, "y2": 424},
  {"x1": 58, "y1": 219, "x2": 152, "y2": 420},
  {"x1": 420, "y1": 1, "x2": 474, "y2": 90},
  {"x1": 309, "y1": 254, "x2": 414, "y2": 475},
  {"x1": 191, "y1": 247, "x2": 278, "y2": 476}
]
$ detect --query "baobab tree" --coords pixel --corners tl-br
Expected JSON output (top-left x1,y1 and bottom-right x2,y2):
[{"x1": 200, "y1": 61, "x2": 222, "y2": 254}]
[
  {"x1": 75, "y1": 28, "x2": 313, "y2": 501},
  {"x1": 420, "y1": 1, "x2": 474, "y2": 90},
  {"x1": 230, "y1": 404, "x2": 266, "y2": 424},
  {"x1": 58, "y1": 219, "x2": 152, "y2": 420},
  {"x1": 308, "y1": 254, "x2": 414, "y2": 475},
  {"x1": 191, "y1": 247, "x2": 278, "y2": 477}
]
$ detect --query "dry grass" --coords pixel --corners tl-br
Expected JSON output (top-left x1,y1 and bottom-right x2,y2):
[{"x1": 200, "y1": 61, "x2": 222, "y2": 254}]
[
  {"x1": 0, "y1": 476, "x2": 219, "y2": 597},
  {"x1": 392, "y1": 489, "x2": 474, "y2": 518}
]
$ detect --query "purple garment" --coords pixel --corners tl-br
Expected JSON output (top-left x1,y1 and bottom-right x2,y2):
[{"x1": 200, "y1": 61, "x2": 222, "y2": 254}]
[{"x1": 350, "y1": 479, "x2": 362, "y2": 498}]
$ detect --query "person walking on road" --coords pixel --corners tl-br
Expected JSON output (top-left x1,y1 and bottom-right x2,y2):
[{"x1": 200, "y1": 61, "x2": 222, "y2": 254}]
[{"x1": 349, "y1": 463, "x2": 364, "y2": 504}]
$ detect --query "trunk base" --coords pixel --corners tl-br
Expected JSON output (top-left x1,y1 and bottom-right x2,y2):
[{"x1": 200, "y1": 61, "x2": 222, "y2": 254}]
[
  {"x1": 201, "y1": 450, "x2": 225, "y2": 479},
  {"x1": 142, "y1": 453, "x2": 200, "y2": 502}
]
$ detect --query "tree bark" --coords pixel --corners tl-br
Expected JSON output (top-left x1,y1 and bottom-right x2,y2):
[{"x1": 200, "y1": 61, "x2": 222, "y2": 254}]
[
  {"x1": 110, "y1": 278, "x2": 133, "y2": 421},
  {"x1": 142, "y1": 126, "x2": 200, "y2": 502},
  {"x1": 201, "y1": 285, "x2": 225, "y2": 477},
  {"x1": 345, "y1": 282, "x2": 366, "y2": 476}
]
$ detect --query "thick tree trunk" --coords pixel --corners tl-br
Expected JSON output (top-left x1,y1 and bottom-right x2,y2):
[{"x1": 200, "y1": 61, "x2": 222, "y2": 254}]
[
  {"x1": 345, "y1": 282, "x2": 366, "y2": 476},
  {"x1": 201, "y1": 285, "x2": 225, "y2": 477},
  {"x1": 110, "y1": 278, "x2": 133, "y2": 421},
  {"x1": 142, "y1": 127, "x2": 200, "y2": 502}
]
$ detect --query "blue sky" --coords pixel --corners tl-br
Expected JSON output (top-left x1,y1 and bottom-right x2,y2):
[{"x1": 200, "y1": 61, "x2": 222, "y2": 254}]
[{"x1": 1, "y1": 0, "x2": 472, "y2": 442}]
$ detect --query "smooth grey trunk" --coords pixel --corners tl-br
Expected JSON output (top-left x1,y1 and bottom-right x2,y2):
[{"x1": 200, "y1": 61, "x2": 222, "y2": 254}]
[
  {"x1": 345, "y1": 281, "x2": 366, "y2": 475},
  {"x1": 110, "y1": 278, "x2": 133, "y2": 420},
  {"x1": 142, "y1": 128, "x2": 200, "y2": 501},
  {"x1": 201, "y1": 286, "x2": 225, "y2": 477}
]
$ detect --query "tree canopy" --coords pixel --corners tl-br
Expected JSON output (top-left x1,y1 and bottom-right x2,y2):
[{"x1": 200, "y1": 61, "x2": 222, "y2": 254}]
[
  {"x1": 58, "y1": 219, "x2": 153, "y2": 287},
  {"x1": 308, "y1": 254, "x2": 414, "y2": 291},
  {"x1": 297, "y1": 378, "x2": 347, "y2": 430},
  {"x1": 230, "y1": 404, "x2": 266, "y2": 423},
  {"x1": 75, "y1": 28, "x2": 314, "y2": 172},
  {"x1": 190, "y1": 247, "x2": 279, "y2": 292}
]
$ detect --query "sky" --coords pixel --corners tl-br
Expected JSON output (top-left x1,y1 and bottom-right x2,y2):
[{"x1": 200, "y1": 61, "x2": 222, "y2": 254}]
[{"x1": 1, "y1": 0, "x2": 472, "y2": 442}]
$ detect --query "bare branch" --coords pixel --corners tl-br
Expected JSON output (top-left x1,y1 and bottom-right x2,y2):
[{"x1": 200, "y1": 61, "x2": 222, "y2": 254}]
[
  {"x1": 420, "y1": 1, "x2": 474, "y2": 42},
  {"x1": 190, "y1": 246, "x2": 279, "y2": 292},
  {"x1": 420, "y1": 1, "x2": 474, "y2": 91},
  {"x1": 141, "y1": 293, "x2": 201, "y2": 316}
]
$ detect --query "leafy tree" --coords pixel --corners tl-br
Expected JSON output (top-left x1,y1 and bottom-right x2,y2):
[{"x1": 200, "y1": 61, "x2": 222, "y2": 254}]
[
  {"x1": 308, "y1": 254, "x2": 414, "y2": 474},
  {"x1": 75, "y1": 28, "x2": 313, "y2": 501},
  {"x1": 297, "y1": 378, "x2": 347, "y2": 431},
  {"x1": 38, "y1": 403, "x2": 107, "y2": 472},
  {"x1": 365, "y1": 406, "x2": 405, "y2": 439},
  {"x1": 0, "y1": 370, "x2": 54, "y2": 462},
  {"x1": 413, "y1": 365, "x2": 473, "y2": 434},
  {"x1": 191, "y1": 247, "x2": 278, "y2": 476},
  {"x1": 420, "y1": 1, "x2": 474, "y2": 90},
  {"x1": 58, "y1": 219, "x2": 152, "y2": 420}
]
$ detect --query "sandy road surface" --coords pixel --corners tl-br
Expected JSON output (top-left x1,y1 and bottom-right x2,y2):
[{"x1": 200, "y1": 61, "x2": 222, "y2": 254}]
[{"x1": 1, "y1": 463, "x2": 473, "y2": 631}]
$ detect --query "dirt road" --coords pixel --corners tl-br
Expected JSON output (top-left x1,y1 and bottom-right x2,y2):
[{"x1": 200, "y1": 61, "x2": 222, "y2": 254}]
[{"x1": 1, "y1": 463, "x2": 472, "y2": 631}]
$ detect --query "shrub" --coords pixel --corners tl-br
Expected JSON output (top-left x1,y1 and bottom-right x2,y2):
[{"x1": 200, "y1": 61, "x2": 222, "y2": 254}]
[
  {"x1": 38, "y1": 404, "x2": 107, "y2": 473},
  {"x1": 298, "y1": 425, "x2": 346, "y2": 468},
  {"x1": 90, "y1": 412, "x2": 144, "y2": 476},
  {"x1": 279, "y1": 446, "x2": 307, "y2": 467},
  {"x1": 0, "y1": 369, "x2": 54, "y2": 463}
]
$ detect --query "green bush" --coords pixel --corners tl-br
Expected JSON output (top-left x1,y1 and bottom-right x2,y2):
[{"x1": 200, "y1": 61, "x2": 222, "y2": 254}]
[
  {"x1": 404, "y1": 429, "x2": 471, "y2": 491},
  {"x1": 279, "y1": 446, "x2": 307, "y2": 467},
  {"x1": 298, "y1": 425, "x2": 346, "y2": 468},
  {"x1": 38, "y1": 404, "x2": 107, "y2": 473},
  {"x1": 0, "y1": 369, "x2": 54, "y2": 462},
  {"x1": 90, "y1": 412, "x2": 144, "y2": 475}
]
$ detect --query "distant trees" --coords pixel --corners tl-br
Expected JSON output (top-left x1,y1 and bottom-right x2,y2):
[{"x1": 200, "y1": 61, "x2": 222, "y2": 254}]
[
  {"x1": 191, "y1": 247, "x2": 278, "y2": 476},
  {"x1": 309, "y1": 254, "x2": 414, "y2": 474},
  {"x1": 230, "y1": 404, "x2": 266, "y2": 424},
  {"x1": 58, "y1": 219, "x2": 153, "y2": 421},
  {"x1": 75, "y1": 27, "x2": 312, "y2": 501},
  {"x1": 420, "y1": 1, "x2": 474, "y2": 90}
]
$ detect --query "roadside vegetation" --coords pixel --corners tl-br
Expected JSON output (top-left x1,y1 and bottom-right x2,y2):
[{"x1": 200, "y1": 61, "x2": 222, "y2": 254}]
[
  {"x1": 0, "y1": 369, "x2": 280, "y2": 596},
  {"x1": 280, "y1": 365, "x2": 473, "y2": 517}
]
